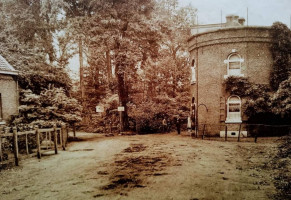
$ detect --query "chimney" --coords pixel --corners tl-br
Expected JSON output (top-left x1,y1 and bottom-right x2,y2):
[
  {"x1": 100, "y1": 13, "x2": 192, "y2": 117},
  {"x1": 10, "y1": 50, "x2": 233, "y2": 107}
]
[
  {"x1": 238, "y1": 18, "x2": 245, "y2": 26},
  {"x1": 226, "y1": 14, "x2": 242, "y2": 27},
  {"x1": 226, "y1": 15, "x2": 233, "y2": 24}
]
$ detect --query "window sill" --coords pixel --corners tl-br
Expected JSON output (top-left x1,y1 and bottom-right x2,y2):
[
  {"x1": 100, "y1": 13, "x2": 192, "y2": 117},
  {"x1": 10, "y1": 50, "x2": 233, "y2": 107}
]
[
  {"x1": 224, "y1": 74, "x2": 244, "y2": 79},
  {"x1": 225, "y1": 120, "x2": 242, "y2": 124}
]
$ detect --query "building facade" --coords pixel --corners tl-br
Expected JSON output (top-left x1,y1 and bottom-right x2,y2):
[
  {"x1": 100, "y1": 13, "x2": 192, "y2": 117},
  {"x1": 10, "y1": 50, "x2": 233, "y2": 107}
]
[
  {"x1": 0, "y1": 55, "x2": 18, "y2": 125},
  {"x1": 188, "y1": 15, "x2": 273, "y2": 136}
]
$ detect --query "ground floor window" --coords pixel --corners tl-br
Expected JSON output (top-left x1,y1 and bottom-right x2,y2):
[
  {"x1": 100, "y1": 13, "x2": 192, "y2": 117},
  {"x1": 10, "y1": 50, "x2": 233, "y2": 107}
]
[{"x1": 226, "y1": 95, "x2": 242, "y2": 123}]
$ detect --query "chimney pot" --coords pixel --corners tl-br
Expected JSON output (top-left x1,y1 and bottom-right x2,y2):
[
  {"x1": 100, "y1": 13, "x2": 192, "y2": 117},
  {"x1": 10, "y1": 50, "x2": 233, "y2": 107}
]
[{"x1": 238, "y1": 18, "x2": 245, "y2": 26}]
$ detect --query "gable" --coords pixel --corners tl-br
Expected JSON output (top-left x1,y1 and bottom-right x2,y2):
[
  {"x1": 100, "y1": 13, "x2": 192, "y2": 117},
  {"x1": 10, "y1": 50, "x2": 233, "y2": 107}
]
[{"x1": 0, "y1": 55, "x2": 18, "y2": 76}]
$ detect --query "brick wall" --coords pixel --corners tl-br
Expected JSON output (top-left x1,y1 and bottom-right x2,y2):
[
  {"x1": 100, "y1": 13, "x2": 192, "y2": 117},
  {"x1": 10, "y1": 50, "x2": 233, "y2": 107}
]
[{"x1": 188, "y1": 26, "x2": 273, "y2": 135}]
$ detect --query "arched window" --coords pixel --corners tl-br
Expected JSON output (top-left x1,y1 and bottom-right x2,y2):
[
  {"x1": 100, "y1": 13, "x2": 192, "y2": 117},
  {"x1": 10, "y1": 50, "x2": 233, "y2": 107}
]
[
  {"x1": 224, "y1": 53, "x2": 244, "y2": 78},
  {"x1": 190, "y1": 58, "x2": 196, "y2": 84},
  {"x1": 226, "y1": 95, "x2": 242, "y2": 123}
]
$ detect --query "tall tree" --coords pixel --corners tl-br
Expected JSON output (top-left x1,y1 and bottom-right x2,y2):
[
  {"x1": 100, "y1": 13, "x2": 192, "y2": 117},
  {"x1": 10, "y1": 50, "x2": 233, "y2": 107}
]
[
  {"x1": 81, "y1": 0, "x2": 160, "y2": 130},
  {"x1": 270, "y1": 22, "x2": 291, "y2": 90}
]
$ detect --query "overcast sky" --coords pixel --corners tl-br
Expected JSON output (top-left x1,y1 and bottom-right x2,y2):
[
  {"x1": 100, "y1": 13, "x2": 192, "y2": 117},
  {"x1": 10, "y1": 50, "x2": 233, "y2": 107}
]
[
  {"x1": 179, "y1": 0, "x2": 291, "y2": 26},
  {"x1": 68, "y1": 0, "x2": 291, "y2": 77}
]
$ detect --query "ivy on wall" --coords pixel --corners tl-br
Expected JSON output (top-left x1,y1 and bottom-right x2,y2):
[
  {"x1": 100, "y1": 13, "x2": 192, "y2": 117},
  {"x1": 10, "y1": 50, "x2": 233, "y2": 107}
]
[
  {"x1": 224, "y1": 22, "x2": 291, "y2": 123},
  {"x1": 224, "y1": 76, "x2": 271, "y2": 118}
]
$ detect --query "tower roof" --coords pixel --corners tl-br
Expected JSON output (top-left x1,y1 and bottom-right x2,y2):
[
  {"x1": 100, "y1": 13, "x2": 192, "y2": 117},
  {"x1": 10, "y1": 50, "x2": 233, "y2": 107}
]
[{"x1": 0, "y1": 55, "x2": 18, "y2": 76}]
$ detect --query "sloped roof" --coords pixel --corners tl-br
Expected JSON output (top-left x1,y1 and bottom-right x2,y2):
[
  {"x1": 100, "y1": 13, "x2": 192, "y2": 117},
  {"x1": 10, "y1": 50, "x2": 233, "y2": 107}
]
[{"x1": 0, "y1": 55, "x2": 18, "y2": 75}]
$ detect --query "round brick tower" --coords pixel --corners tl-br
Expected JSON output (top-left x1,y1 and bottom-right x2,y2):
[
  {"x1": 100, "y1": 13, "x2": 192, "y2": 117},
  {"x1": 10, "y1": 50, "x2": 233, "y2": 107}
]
[{"x1": 188, "y1": 15, "x2": 273, "y2": 136}]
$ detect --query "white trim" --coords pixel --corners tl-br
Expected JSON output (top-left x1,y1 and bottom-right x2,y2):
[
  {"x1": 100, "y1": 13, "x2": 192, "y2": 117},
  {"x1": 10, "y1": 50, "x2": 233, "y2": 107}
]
[
  {"x1": 225, "y1": 53, "x2": 244, "y2": 77},
  {"x1": 225, "y1": 119, "x2": 242, "y2": 123},
  {"x1": 220, "y1": 131, "x2": 247, "y2": 137},
  {"x1": 0, "y1": 70, "x2": 18, "y2": 76},
  {"x1": 226, "y1": 95, "x2": 242, "y2": 123}
]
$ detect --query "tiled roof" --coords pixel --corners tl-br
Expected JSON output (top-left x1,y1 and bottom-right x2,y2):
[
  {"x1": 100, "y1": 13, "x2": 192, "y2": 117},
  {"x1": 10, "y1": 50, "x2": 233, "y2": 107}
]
[{"x1": 0, "y1": 55, "x2": 18, "y2": 75}]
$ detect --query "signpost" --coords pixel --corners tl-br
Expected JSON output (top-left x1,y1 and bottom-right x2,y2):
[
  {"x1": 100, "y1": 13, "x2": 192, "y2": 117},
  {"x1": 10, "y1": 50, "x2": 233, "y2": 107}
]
[
  {"x1": 118, "y1": 106, "x2": 125, "y2": 133},
  {"x1": 96, "y1": 106, "x2": 104, "y2": 113},
  {"x1": 118, "y1": 106, "x2": 125, "y2": 112}
]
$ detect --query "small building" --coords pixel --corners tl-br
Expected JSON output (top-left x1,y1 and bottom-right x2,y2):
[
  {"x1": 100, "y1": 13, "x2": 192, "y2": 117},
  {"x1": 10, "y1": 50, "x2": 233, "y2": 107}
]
[
  {"x1": 0, "y1": 55, "x2": 19, "y2": 125},
  {"x1": 188, "y1": 15, "x2": 273, "y2": 136}
]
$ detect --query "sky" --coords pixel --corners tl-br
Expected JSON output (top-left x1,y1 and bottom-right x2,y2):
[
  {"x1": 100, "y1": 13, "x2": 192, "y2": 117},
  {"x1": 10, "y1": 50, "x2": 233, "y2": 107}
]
[
  {"x1": 179, "y1": 0, "x2": 291, "y2": 26},
  {"x1": 68, "y1": 0, "x2": 291, "y2": 77}
]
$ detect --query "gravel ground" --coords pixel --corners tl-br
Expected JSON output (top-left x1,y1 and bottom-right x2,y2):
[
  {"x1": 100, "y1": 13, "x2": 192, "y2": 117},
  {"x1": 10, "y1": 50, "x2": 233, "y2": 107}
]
[{"x1": 0, "y1": 132, "x2": 280, "y2": 200}]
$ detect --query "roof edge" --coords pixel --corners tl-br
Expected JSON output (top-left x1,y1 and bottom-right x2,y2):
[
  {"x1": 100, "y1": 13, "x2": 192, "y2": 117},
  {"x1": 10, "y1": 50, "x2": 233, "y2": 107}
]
[
  {"x1": 0, "y1": 70, "x2": 19, "y2": 76},
  {"x1": 188, "y1": 26, "x2": 272, "y2": 42}
]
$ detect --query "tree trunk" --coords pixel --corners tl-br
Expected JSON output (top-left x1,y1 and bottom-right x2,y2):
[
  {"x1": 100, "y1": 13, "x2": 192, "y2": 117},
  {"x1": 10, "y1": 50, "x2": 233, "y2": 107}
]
[
  {"x1": 106, "y1": 50, "x2": 112, "y2": 82},
  {"x1": 79, "y1": 39, "x2": 85, "y2": 99},
  {"x1": 116, "y1": 65, "x2": 129, "y2": 131}
]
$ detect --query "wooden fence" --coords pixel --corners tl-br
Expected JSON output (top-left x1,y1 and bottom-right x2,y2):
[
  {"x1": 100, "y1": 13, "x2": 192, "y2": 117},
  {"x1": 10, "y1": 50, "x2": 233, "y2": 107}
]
[{"x1": 0, "y1": 124, "x2": 69, "y2": 167}]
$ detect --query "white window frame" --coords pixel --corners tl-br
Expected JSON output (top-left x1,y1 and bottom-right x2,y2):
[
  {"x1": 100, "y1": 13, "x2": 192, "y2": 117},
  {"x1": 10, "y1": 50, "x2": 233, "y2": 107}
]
[
  {"x1": 226, "y1": 95, "x2": 242, "y2": 123},
  {"x1": 190, "y1": 58, "x2": 196, "y2": 84},
  {"x1": 224, "y1": 53, "x2": 244, "y2": 79}
]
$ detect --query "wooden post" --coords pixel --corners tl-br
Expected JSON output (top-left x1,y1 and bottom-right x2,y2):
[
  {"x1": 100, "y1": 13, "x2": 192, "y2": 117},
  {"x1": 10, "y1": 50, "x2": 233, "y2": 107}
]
[
  {"x1": 59, "y1": 129, "x2": 63, "y2": 147},
  {"x1": 66, "y1": 124, "x2": 69, "y2": 146},
  {"x1": 25, "y1": 133, "x2": 29, "y2": 155},
  {"x1": 45, "y1": 131, "x2": 48, "y2": 149},
  {"x1": 196, "y1": 123, "x2": 199, "y2": 138},
  {"x1": 254, "y1": 133, "x2": 258, "y2": 143},
  {"x1": 119, "y1": 111, "x2": 123, "y2": 133},
  {"x1": 110, "y1": 121, "x2": 112, "y2": 134},
  {"x1": 225, "y1": 125, "x2": 228, "y2": 141},
  {"x1": 35, "y1": 126, "x2": 41, "y2": 159},
  {"x1": 0, "y1": 127, "x2": 3, "y2": 162},
  {"x1": 49, "y1": 131, "x2": 52, "y2": 148},
  {"x1": 53, "y1": 124, "x2": 58, "y2": 154},
  {"x1": 13, "y1": 127, "x2": 19, "y2": 166},
  {"x1": 238, "y1": 124, "x2": 241, "y2": 142},
  {"x1": 0, "y1": 136, "x2": 2, "y2": 162},
  {"x1": 202, "y1": 124, "x2": 206, "y2": 140},
  {"x1": 73, "y1": 123, "x2": 76, "y2": 138},
  {"x1": 61, "y1": 124, "x2": 66, "y2": 150}
]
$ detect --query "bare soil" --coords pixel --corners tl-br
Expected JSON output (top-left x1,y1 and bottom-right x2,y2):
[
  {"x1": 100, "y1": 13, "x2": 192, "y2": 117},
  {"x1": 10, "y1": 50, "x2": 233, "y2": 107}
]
[{"x1": 0, "y1": 132, "x2": 280, "y2": 200}]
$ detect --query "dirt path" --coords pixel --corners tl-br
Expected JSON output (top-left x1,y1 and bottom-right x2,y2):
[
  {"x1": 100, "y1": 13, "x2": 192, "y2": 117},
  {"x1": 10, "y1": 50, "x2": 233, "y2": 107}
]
[{"x1": 0, "y1": 132, "x2": 279, "y2": 200}]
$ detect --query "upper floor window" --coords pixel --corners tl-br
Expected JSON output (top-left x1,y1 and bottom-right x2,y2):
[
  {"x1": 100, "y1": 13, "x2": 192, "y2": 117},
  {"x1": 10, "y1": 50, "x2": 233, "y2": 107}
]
[
  {"x1": 190, "y1": 58, "x2": 196, "y2": 84},
  {"x1": 226, "y1": 95, "x2": 242, "y2": 123},
  {"x1": 224, "y1": 53, "x2": 244, "y2": 79}
]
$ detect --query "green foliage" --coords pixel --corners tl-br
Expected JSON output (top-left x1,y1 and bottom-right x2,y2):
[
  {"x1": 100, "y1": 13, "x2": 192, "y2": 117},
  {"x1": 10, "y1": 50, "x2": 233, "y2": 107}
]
[
  {"x1": 128, "y1": 92, "x2": 189, "y2": 133},
  {"x1": 225, "y1": 75, "x2": 291, "y2": 122},
  {"x1": 271, "y1": 76, "x2": 291, "y2": 117},
  {"x1": 224, "y1": 76, "x2": 252, "y2": 97},
  {"x1": 270, "y1": 22, "x2": 291, "y2": 90},
  {"x1": 224, "y1": 76, "x2": 272, "y2": 118},
  {"x1": 272, "y1": 134, "x2": 291, "y2": 199},
  {"x1": 12, "y1": 88, "x2": 82, "y2": 128},
  {"x1": 224, "y1": 22, "x2": 291, "y2": 122},
  {"x1": 18, "y1": 66, "x2": 72, "y2": 95}
]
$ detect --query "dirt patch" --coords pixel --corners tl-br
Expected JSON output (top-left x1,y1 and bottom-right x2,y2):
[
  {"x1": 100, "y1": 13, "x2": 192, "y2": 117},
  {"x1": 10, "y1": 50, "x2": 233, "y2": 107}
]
[
  {"x1": 102, "y1": 154, "x2": 171, "y2": 192},
  {"x1": 123, "y1": 144, "x2": 147, "y2": 153},
  {"x1": 101, "y1": 139, "x2": 174, "y2": 195}
]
